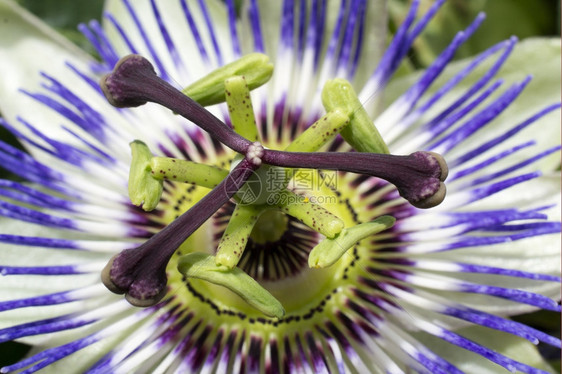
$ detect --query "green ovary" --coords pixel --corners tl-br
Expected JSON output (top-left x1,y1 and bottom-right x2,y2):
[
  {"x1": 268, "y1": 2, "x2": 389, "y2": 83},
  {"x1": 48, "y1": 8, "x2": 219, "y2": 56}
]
[{"x1": 250, "y1": 210, "x2": 289, "y2": 245}]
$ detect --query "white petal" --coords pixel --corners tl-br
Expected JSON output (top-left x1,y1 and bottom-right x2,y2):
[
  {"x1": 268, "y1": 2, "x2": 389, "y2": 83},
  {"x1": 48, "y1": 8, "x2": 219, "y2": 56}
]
[
  {"x1": 0, "y1": 0, "x2": 95, "y2": 137},
  {"x1": 413, "y1": 325, "x2": 558, "y2": 374},
  {"x1": 103, "y1": 0, "x2": 234, "y2": 83},
  {"x1": 456, "y1": 173, "x2": 560, "y2": 214},
  {"x1": 383, "y1": 38, "x2": 561, "y2": 173}
]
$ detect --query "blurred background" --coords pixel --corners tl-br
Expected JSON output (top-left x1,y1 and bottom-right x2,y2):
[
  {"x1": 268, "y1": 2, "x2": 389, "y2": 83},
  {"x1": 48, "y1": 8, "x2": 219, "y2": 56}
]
[{"x1": 1, "y1": 0, "x2": 560, "y2": 371}]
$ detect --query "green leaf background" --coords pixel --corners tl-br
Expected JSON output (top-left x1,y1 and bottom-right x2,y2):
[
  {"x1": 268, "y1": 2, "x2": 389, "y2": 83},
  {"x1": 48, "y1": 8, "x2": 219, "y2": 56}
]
[{"x1": 1, "y1": 0, "x2": 560, "y2": 371}]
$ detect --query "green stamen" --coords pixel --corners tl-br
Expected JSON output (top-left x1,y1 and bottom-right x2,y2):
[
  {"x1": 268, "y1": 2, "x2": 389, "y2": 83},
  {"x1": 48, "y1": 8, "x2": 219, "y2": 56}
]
[
  {"x1": 275, "y1": 190, "x2": 344, "y2": 239},
  {"x1": 178, "y1": 252, "x2": 285, "y2": 319},
  {"x1": 283, "y1": 109, "x2": 349, "y2": 183},
  {"x1": 150, "y1": 157, "x2": 228, "y2": 188},
  {"x1": 183, "y1": 53, "x2": 274, "y2": 106},
  {"x1": 225, "y1": 76, "x2": 260, "y2": 141},
  {"x1": 284, "y1": 109, "x2": 349, "y2": 153},
  {"x1": 322, "y1": 78, "x2": 389, "y2": 154},
  {"x1": 216, "y1": 204, "x2": 263, "y2": 268},
  {"x1": 129, "y1": 140, "x2": 231, "y2": 212},
  {"x1": 128, "y1": 140, "x2": 163, "y2": 211},
  {"x1": 308, "y1": 215, "x2": 396, "y2": 268}
]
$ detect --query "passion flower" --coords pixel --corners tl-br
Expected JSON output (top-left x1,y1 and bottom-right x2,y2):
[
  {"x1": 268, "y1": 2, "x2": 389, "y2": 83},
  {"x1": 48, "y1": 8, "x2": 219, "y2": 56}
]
[{"x1": 0, "y1": 0, "x2": 560, "y2": 373}]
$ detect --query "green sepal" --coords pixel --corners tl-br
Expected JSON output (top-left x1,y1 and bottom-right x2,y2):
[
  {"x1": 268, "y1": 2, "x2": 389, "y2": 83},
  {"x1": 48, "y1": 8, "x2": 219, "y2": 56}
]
[
  {"x1": 216, "y1": 204, "x2": 263, "y2": 268},
  {"x1": 322, "y1": 78, "x2": 389, "y2": 154},
  {"x1": 128, "y1": 140, "x2": 163, "y2": 212},
  {"x1": 308, "y1": 215, "x2": 395, "y2": 268},
  {"x1": 225, "y1": 75, "x2": 260, "y2": 141},
  {"x1": 177, "y1": 252, "x2": 285, "y2": 319},
  {"x1": 183, "y1": 53, "x2": 274, "y2": 106}
]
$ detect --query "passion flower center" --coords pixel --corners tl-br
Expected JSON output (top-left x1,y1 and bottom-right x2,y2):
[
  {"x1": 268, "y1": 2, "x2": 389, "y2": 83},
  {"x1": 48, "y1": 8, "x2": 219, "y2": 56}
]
[{"x1": 99, "y1": 54, "x2": 448, "y2": 316}]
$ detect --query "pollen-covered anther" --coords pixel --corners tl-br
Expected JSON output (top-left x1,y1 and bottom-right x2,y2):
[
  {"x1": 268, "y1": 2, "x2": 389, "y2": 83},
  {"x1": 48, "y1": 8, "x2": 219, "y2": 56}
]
[{"x1": 246, "y1": 141, "x2": 265, "y2": 166}]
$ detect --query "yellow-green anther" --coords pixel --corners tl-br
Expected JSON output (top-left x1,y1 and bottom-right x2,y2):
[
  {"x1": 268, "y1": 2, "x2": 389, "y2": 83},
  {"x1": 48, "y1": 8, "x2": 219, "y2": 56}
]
[
  {"x1": 322, "y1": 78, "x2": 389, "y2": 154},
  {"x1": 225, "y1": 76, "x2": 259, "y2": 142},
  {"x1": 178, "y1": 252, "x2": 285, "y2": 319},
  {"x1": 308, "y1": 215, "x2": 395, "y2": 268},
  {"x1": 216, "y1": 204, "x2": 263, "y2": 268},
  {"x1": 274, "y1": 190, "x2": 344, "y2": 239},
  {"x1": 285, "y1": 109, "x2": 349, "y2": 153},
  {"x1": 183, "y1": 53, "x2": 274, "y2": 106},
  {"x1": 128, "y1": 140, "x2": 163, "y2": 211},
  {"x1": 149, "y1": 157, "x2": 228, "y2": 189}
]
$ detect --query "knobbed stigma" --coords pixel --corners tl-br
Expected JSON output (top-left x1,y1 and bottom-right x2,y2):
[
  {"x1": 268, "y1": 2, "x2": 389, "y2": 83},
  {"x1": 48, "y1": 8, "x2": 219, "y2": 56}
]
[{"x1": 262, "y1": 149, "x2": 448, "y2": 209}]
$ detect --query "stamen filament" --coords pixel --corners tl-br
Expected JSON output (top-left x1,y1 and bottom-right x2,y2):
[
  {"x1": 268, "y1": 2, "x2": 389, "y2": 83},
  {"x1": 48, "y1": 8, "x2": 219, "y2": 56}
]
[
  {"x1": 177, "y1": 252, "x2": 285, "y2": 318},
  {"x1": 100, "y1": 55, "x2": 252, "y2": 153},
  {"x1": 274, "y1": 190, "x2": 344, "y2": 238},
  {"x1": 282, "y1": 109, "x2": 350, "y2": 184},
  {"x1": 149, "y1": 157, "x2": 228, "y2": 188},
  {"x1": 284, "y1": 109, "x2": 350, "y2": 153}
]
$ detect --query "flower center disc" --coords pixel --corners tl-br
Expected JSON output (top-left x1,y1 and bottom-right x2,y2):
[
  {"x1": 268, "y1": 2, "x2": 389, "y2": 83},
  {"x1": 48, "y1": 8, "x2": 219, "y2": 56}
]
[{"x1": 162, "y1": 155, "x2": 365, "y2": 320}]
